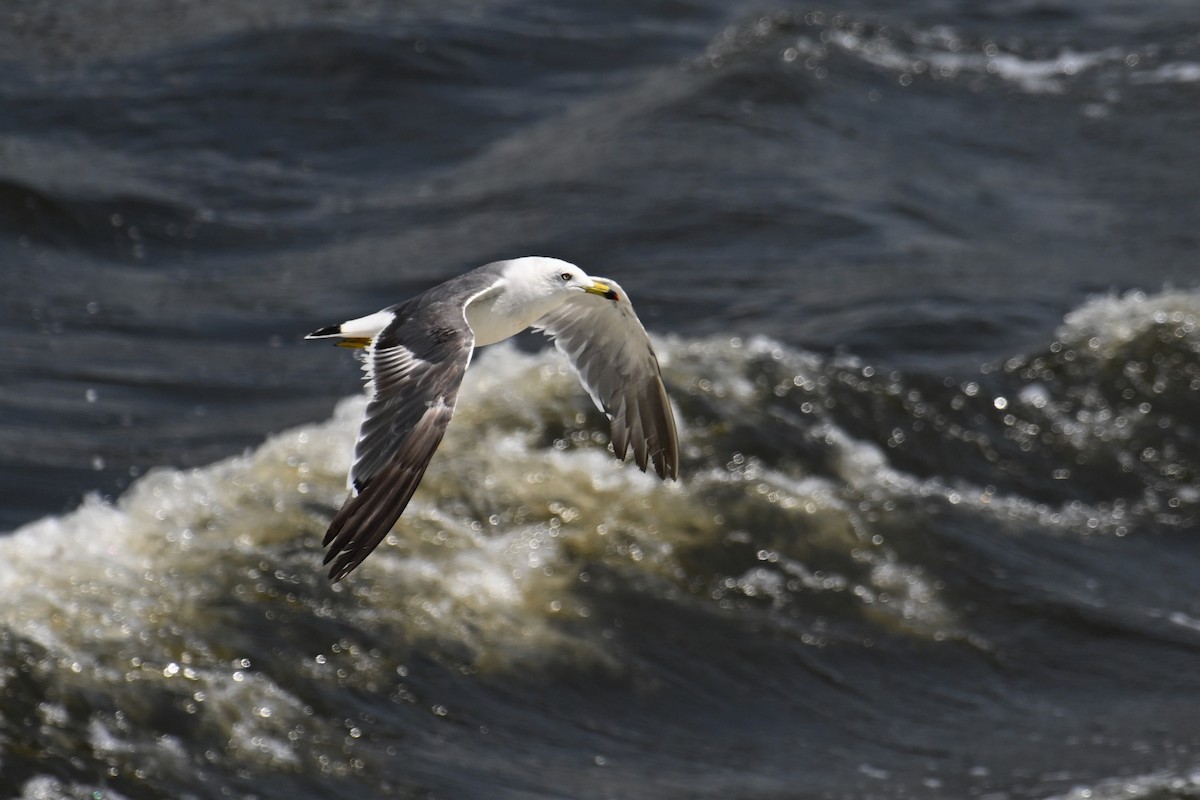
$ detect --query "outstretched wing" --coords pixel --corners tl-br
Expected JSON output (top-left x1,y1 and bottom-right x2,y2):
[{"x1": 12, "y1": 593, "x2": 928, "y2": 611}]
[
  {"x1": 533, "y1": 278, "x2": 679, "y2": 480},
  {"x1": 322, "y1": 295, "x2": 476, "y2": 581}
]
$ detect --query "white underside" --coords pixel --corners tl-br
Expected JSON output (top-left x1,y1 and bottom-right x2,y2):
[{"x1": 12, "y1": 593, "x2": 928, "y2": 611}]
[{"x1": 464, "y1": 280, "x2": 570, "y2": 347}]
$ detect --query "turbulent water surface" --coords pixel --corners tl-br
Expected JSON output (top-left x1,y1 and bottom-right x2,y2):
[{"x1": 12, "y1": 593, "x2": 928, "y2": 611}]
[{"x1": 3, "y1": 1, "x2": 1200, "y2": 798}]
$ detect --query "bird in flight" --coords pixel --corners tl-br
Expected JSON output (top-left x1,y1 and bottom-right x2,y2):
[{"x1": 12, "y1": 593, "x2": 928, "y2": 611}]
[{"x1": 307, "y1": 256, "x2": 679, "y2": 580}]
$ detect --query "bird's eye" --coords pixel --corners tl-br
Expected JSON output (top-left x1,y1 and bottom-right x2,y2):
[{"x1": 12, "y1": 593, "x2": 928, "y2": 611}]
[{"x1": 559, "y1": 272, "x2": 572, "y2": 282}]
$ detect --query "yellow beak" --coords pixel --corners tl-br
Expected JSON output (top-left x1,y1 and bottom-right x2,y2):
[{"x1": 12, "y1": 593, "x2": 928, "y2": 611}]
[{"x1": 584, "y1": 280, "x2": 618, "y2": 301}]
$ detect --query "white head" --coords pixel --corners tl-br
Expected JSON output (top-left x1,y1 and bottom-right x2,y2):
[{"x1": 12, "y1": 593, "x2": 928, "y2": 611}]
[{"x1": 501, "y1": 256, "x2": 613, "y2": 302}]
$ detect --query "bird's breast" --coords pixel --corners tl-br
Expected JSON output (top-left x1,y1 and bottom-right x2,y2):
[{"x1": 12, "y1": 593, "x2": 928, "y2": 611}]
[{"x1": 464, "y1": 290, "x2": 563, "y2": 347}]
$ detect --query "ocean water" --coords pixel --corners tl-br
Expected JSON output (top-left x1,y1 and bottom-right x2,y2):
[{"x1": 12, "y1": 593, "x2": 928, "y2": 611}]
[{"x1": 3, "y1": 1, "x2": 1200, "y2": 798}]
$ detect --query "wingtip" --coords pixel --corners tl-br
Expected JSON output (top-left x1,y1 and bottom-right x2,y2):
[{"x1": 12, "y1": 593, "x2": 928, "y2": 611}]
[
  {"x1": 626, "y1": 444, "x2": 679, "y2": 482},
  {"x1": 662, "y1": 455, "x2": 681, "y2": 482},
  {"x1": 653, "y1": 453, "x2": 680, "y2": 482},
  {"x1": 324, "y1": 546, "x2": 359, "y2": 581}
]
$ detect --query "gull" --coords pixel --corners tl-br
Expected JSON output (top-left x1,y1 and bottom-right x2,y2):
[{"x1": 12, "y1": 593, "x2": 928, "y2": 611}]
[{"x1": 307, "y1": 256, "x2": 679, "y2": 580}]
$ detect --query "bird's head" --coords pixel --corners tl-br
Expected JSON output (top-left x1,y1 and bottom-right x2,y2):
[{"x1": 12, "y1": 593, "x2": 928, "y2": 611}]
[{"x1": 509, "y1": 256, "x2": 619, "y2": 301}]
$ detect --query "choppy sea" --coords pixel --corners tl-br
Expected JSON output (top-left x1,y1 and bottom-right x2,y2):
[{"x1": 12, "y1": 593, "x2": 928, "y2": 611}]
[{"x1": 3, "y1": 1, "x2": 1200, "y2": 798}]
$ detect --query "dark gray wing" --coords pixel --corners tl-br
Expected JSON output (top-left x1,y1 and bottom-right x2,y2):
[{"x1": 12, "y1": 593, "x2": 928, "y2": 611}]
[
  {"x1": 322, "y1": 294, "x2": 476, "y2": 581},
  {"x1": 533, "y1": 277, "x2": 679, "y2": 480}
]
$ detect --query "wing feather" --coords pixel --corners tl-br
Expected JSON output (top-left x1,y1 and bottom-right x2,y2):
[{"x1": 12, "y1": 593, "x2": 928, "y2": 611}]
[
  {"x1": 533, "y1": 279, "x2": 679, "y2": 480},
  {"x1": 321, "y1": 294, "x2": 475, "y2": 581}
]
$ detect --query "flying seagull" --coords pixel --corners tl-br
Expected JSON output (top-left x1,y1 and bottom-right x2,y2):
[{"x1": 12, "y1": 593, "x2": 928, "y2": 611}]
[{"x1": 307, "y1": 256, "x2": 679, "y2": 580}]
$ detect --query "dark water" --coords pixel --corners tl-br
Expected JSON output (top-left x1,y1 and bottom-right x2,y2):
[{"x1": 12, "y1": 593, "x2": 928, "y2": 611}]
[{"x1": 3, "y1": 1, "x2": 1200, "y2": 798}]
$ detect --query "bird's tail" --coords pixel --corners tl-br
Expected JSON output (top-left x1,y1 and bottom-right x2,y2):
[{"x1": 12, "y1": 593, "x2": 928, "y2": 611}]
[{"x1": 304, "y1": 309, "x2": 394, "y2": 349}]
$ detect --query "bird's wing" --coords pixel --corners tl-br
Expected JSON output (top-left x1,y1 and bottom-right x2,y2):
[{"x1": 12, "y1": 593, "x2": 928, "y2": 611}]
[
  {"x1": 533, "y1": 278, "x2": 679, "y2": 480},
  {"x1": 322, "y1": 295, "x2": 476, "y2": 581}
]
